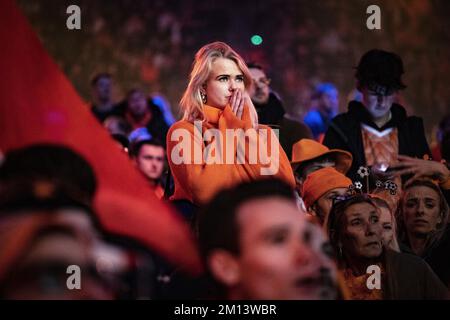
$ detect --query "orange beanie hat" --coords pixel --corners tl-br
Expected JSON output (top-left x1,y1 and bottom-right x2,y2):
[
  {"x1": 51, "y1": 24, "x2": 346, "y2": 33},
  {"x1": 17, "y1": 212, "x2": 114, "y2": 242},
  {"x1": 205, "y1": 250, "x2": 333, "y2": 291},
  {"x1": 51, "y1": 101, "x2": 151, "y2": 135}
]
[{"x1": 301, "y1": 167, "x2": 352, "y2": 209}]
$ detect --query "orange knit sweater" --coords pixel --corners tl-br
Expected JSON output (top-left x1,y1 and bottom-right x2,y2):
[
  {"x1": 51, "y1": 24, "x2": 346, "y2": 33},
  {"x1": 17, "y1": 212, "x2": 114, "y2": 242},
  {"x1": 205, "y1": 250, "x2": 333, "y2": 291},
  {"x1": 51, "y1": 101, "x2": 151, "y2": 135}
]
[{"x1": 167, "y1": 104, "x2": 295, "y2": 205}]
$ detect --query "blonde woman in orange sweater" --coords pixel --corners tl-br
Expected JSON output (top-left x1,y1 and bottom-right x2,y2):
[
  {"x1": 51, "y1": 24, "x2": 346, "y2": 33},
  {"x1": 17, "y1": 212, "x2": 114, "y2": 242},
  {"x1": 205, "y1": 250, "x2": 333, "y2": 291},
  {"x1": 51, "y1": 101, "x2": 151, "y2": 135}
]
[{"x1": 167, "y1": 42, "x2": 295, "y2": 205}]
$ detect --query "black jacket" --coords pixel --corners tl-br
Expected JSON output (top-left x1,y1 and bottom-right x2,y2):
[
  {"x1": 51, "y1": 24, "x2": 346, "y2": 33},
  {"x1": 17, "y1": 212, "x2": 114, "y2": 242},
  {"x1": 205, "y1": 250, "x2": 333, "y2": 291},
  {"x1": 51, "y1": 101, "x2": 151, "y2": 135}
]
[
  {"x1": 323, "y1": 101, "x2": 431, "y2": 180},
  {"x1": 384, "y1": 250, "x2": 448, "y2": 299},
  {"x1": 400, "y1": 225, "x2": 450, "y2": 289},
  {"x1": 254, "y1": 92, "x2": 285, "y2": 126}
]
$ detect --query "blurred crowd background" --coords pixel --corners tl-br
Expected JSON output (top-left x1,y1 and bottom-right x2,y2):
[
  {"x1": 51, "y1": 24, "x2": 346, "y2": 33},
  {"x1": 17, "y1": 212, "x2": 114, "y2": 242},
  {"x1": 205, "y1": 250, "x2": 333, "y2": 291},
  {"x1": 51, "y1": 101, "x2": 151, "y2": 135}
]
[{"x1": 17, "y1": 0, "x2": 450, "y2": 141}]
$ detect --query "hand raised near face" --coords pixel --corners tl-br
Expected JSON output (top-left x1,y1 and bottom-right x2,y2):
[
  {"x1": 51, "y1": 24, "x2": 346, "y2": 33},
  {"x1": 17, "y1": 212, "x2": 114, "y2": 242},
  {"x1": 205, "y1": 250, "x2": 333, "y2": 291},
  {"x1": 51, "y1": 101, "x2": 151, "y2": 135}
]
[
  {"x1": 390, "y1": 155, "x2": 450, "y2": 186},
  {"x1": 229, "y1": 88, "x2": 245, "y2": 120}
]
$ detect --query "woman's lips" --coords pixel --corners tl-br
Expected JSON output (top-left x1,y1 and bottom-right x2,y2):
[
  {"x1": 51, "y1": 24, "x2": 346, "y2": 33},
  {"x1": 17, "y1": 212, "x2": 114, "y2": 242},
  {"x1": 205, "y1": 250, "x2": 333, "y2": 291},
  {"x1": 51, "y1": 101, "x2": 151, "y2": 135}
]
[
  {"x1": 413, "y1": 219, "x2": 428, "y2": 225},
  {"x1": 365, "y1": 241, "x2": 380, "y2": 247}
]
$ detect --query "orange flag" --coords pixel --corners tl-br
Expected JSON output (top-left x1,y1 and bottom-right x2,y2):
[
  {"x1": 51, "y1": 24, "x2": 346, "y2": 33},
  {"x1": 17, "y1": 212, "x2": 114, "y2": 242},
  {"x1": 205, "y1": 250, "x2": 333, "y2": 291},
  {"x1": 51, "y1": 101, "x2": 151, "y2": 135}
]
[{"x1": 0, "y1": 0, "x2": 201, "y2": 275}]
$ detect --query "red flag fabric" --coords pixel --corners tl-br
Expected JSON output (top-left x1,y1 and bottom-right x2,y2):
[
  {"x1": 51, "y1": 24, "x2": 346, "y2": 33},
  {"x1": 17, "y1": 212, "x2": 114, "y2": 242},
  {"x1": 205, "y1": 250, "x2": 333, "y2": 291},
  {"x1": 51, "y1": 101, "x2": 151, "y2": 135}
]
[{"x1": 0, "y1": 0, "x2": 202, "y2": 275}]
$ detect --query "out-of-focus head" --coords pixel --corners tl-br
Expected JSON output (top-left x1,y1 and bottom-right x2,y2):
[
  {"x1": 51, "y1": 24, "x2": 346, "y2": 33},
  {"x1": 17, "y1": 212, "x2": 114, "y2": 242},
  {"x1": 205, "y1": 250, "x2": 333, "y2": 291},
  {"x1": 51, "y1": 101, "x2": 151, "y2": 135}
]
[
  {"x1": 126, "y1": 89, "x2": 148, "y2": 117},
  {"x1": 247, "y1": 62, "x2": 271, "y2": 105},
  {"x1": 0, "y1": 177, "x2": 154, "y2": 299},
  {"x1": 180, "y1": 42, "x2": 256, "y2": 123},
  {"x1": 0, "y1": 144, "x2": 97, "y2": 205},
  {"x1": 198, "y1": 179, "x2": 338, "y2": 300},
  {"x1": 91, "y1": 73, "x2": 112, "y2": 103},
  {"x1": 0, "y1": 145, "x2": 157, "y2": 299},
  {"x1": 314, "y1": 83, "x2": 339, "y2": 115},
  {"x1": 0, "y1": 212, "x2": 120, "y2": 300}
]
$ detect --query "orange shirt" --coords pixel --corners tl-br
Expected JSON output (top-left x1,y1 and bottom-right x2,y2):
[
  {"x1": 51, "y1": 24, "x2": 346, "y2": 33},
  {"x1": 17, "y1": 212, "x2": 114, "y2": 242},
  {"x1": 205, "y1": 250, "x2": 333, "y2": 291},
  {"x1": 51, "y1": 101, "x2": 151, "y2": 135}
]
[
  {"x1": 361, "y1": 125, "x2": 398, "y2": 168},
  {"x1": 361, "y1": 125, "x2": 403, "y2": 198},
  {"x1": 167, "y1": 104, "x2": 295, "y2": 205},
  {"x1": 342, "y1": 265, "x2": 384, "y2": 300}
]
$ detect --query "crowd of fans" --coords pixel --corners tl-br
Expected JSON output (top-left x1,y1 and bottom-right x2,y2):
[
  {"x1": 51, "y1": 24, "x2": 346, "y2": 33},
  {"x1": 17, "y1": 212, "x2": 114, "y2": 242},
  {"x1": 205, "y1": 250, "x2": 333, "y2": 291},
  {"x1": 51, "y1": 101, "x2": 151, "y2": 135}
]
[{"x1": 1, "y1": 40, "x2": 450, "y2": 300}]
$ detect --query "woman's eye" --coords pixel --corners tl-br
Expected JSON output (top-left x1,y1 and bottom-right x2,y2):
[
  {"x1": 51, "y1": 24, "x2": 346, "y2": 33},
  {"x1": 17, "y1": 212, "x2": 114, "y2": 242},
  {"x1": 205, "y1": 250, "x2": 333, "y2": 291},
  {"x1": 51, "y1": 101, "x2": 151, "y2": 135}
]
[
  {"x1": 270, "y1": 234, "x2": 287, "y2": 244},
  {"x1": 383, "y1": 224, "x2": 392, "y2": 230},
  {"x1": 406, "y1": 201, "x2": 417, "y2": 208},
  {"x1": 370, "y1": 216, "x2": 379, "y2": 224},
  {"x1": 218, "y1": 76, "x2": 228, "y2": 82},
  {"x1": 425, "y1": 203, "x2": 435, "y2": 209},
  {"x1": 350, "y1": 219, "x2": 361, "y2": 226},
  {"x1": 236, "y1": 76, "x2": 244, "y2": 82}
]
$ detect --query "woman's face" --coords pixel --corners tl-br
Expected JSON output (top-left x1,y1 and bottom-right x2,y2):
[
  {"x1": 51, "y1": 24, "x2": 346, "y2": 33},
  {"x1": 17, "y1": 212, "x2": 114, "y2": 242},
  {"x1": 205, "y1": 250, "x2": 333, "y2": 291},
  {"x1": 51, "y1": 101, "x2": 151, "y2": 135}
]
[
  {"x1": 379, "y1": 207, "x2": 394, "y2": 248},
  {"x1": 127, "y1": 91, "x2": 148, "y2": 116},
  {"x1": 203, "y1": 57, "x2": 245, "y2": 109},
  {"x1": 342, "y1": 202, "x2": 383, "y2": 260},
  {"x1": 402, "y1": 186, "x2": 442, "y2": 237}
]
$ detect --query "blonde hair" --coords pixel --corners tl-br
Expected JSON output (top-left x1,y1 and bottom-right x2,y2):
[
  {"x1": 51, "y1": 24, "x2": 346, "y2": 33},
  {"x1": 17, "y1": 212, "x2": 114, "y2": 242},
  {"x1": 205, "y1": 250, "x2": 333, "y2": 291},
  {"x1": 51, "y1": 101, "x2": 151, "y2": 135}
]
[
  {"x1": 180, "y1": 42, "x2": 258, "y2": 127},
  {"x1": 371, "y1": 196, "x2": 401, "y2": 252}
]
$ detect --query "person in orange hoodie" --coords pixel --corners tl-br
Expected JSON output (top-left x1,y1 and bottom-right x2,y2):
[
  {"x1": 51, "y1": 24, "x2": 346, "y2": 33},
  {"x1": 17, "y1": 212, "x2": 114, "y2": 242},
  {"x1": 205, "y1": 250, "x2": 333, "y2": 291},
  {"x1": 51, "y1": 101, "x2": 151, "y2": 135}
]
[{"x1": 166, "y1": 42, "x2": 295, "y2": 205}]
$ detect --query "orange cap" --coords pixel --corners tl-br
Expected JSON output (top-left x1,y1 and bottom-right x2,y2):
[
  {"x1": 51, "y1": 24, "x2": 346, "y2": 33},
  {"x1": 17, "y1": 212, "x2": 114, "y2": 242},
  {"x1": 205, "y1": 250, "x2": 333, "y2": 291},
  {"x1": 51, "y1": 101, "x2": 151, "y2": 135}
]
[
  {"x1": 291, "y1": 139, "x2": 353, "y2": 174},
  {"x1": 301, "y1": 167, "x2": 352, "y2": 209}
]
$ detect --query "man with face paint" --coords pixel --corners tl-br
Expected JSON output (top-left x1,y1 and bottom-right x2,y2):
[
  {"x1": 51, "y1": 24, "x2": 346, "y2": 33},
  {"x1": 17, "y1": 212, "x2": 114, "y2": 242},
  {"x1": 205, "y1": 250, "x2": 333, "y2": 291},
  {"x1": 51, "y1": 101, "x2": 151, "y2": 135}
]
[
  {"x1": 323, "y1": 49, "x2": 431, "y2": 184},
  {"x1": 197, "y1": 179, "x2": 339, "y2": 300}
]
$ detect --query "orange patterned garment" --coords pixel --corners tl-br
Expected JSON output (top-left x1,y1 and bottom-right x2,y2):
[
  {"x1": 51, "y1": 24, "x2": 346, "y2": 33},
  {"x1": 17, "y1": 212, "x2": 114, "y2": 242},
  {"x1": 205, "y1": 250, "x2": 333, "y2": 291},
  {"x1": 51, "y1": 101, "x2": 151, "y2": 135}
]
[
  {"x1": 361, "y1": 124, "x2": 399, "y2": 168},
  {"x1": 342, "y1": 265, "x2": 384, "y2": 300}
]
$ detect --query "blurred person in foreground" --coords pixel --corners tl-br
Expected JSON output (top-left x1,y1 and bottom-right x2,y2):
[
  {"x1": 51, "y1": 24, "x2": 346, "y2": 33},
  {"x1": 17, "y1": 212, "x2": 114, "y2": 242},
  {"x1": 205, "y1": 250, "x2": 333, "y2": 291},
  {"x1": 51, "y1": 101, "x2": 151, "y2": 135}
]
[
  {"x1": 0, "y1": 144, "x2": 157, "y2": 299},
  {"x1": 197, "y1": 179, "x2": 338, "y2": 300}
]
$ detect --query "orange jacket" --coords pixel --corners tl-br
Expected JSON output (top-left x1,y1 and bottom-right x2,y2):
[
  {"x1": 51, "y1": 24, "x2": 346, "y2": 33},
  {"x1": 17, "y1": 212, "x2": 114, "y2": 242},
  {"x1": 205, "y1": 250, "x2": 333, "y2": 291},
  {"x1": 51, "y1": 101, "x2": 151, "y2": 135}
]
[{"x1": 167, "y1": 104, "x2": 295, "y2": 205}]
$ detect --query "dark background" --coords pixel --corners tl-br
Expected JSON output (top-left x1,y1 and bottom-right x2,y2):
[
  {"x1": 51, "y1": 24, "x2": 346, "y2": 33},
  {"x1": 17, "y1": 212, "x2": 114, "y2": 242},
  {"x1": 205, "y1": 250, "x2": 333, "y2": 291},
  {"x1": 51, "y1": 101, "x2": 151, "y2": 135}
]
[{"x1": 17, "y1": 0, "x2": 450, "y2": 142}]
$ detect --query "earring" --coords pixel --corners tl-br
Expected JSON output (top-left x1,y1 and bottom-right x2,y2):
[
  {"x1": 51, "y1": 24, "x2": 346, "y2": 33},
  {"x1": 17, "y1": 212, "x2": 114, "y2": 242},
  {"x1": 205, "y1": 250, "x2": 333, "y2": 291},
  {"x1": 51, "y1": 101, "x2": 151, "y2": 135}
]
[
  {"x1": 200, "y1": 91, "x2": 207, "y2": 104},
  {"x1": 338, "y1": 244, "x2": 343, "y2": 257}
]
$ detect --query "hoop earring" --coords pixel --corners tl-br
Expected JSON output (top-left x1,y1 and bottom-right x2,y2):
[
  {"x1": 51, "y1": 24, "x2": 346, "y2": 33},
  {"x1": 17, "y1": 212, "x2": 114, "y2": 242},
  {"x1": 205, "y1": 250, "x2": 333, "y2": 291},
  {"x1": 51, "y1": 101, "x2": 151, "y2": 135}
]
[{"x1": 200, "y1": 92, "x2": 207, "y2": 104}]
